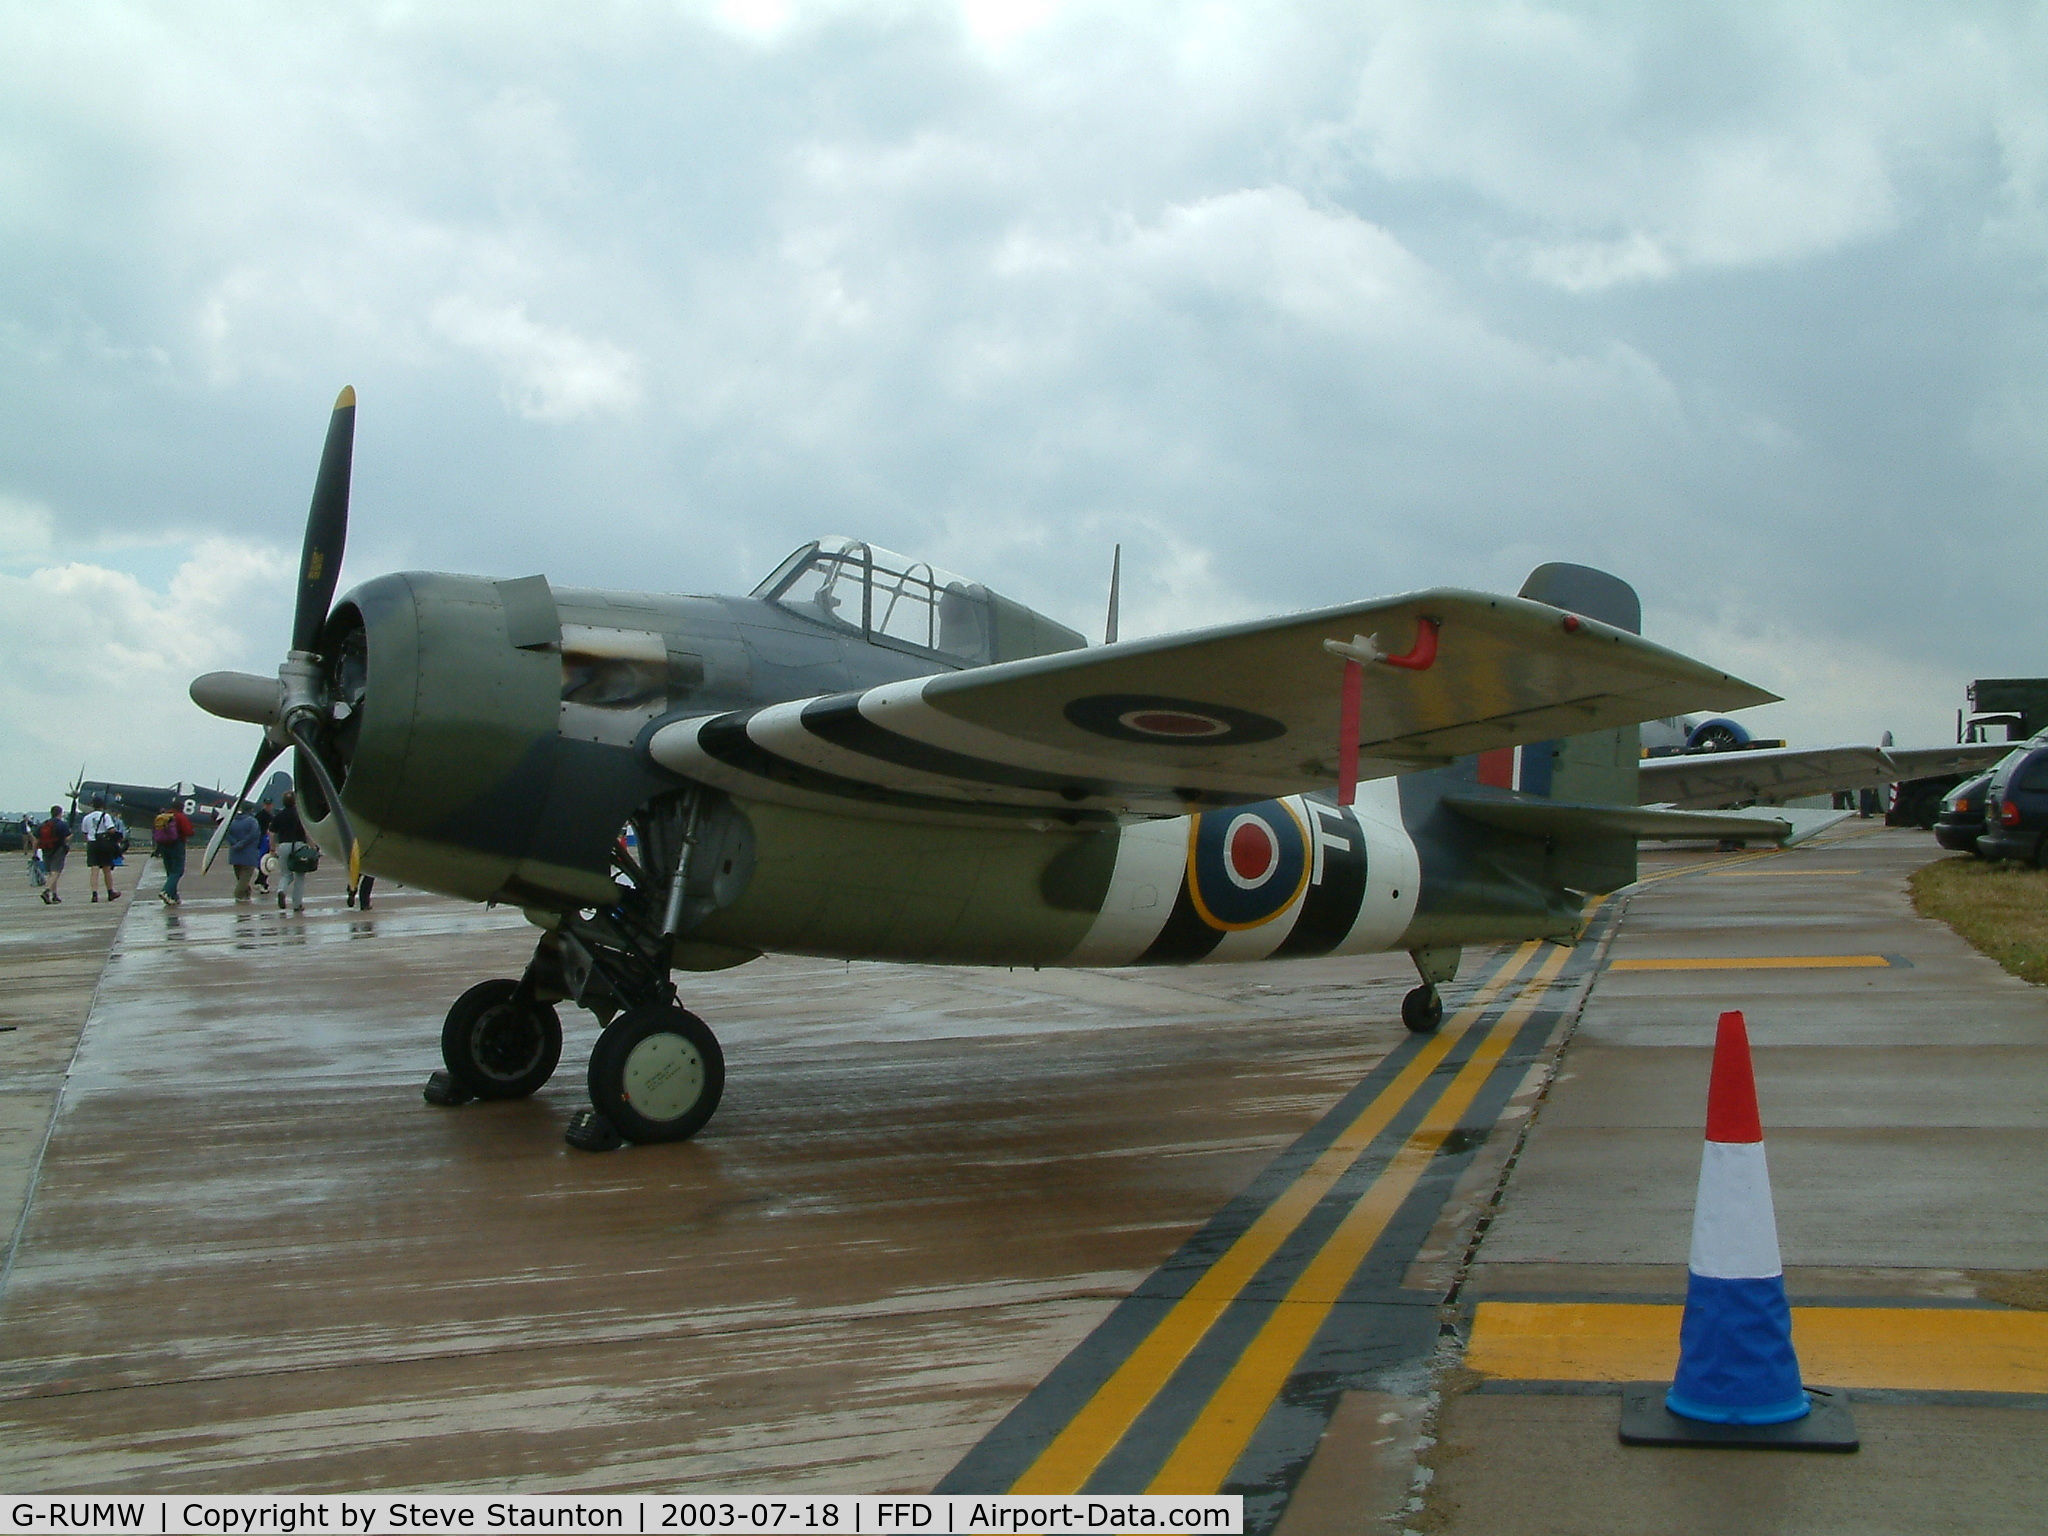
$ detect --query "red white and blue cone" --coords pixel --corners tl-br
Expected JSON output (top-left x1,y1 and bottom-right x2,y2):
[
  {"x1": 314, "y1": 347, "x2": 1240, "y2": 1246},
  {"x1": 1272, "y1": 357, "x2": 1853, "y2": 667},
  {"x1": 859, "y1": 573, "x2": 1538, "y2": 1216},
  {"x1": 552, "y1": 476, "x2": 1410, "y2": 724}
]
[{"x1": 1665, "y1": 1010, "x2": 1810, "y2": 1426}]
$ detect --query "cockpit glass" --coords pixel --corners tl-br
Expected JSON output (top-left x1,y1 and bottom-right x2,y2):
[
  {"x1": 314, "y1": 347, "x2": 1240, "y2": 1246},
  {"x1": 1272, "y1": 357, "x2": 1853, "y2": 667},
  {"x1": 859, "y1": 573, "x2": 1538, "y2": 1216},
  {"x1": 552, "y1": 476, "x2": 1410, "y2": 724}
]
[{"x1": 755, "y1": 536, "x2": 992, "y2": 665}]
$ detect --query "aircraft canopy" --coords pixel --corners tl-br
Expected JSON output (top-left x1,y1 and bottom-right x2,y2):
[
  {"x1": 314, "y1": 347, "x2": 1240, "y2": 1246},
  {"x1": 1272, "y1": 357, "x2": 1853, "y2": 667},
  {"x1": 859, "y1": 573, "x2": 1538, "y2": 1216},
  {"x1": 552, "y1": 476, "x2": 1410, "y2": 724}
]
[{"x1": 754, "y1": 536, "x2": 1083, "y2": 666}]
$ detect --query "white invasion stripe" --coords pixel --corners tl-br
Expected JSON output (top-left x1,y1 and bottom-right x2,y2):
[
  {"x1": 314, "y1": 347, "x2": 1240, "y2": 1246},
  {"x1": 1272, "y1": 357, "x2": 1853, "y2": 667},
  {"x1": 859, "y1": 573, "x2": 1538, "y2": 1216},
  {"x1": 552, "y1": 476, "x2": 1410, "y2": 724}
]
[
  {"x1": 1688, "y1": 1139, "x2": 1785, "y2": 1280},
  {"x1": 1064, "y1": 818, "x2": 1189, "y2": 965},
  {"x1": 645, "y1": 717, "x2": 1040, "y2": 829},
  {"x1": 737, "y1": 689, "x2": 1267, "y2": 814},
  {"x1": 744, "y1": 702, "x2": 1070, "y2": 807},
  {"x1": 862, "y1": 680, "x2": 1362, "y2": 798}
]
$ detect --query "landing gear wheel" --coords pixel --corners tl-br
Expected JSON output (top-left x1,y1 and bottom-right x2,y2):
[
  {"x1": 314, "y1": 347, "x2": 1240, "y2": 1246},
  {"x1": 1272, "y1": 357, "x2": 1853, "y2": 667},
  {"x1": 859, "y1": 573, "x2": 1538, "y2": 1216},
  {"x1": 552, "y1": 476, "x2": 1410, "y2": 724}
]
[
  {"x1": 440, "y1": 979, "x2": 563, "y2": 1101},
  {"x1": 587, "y1": 1003, "x2": 725, "y2": 1145},
  {"x1": 1401, "y1": 983, "x2": 1443, "y2": 1034}
]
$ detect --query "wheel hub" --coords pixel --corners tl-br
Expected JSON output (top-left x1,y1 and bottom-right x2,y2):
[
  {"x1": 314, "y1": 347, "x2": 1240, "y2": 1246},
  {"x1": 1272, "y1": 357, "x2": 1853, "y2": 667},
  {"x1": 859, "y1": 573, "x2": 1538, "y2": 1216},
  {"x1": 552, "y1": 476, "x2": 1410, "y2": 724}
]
[
  {"x1": 621, "y1": 1032, "x2": 706, "y2": 1122},
  {"x1": 471, "y1": 1006, "x2": 544, "y2": 1081}
]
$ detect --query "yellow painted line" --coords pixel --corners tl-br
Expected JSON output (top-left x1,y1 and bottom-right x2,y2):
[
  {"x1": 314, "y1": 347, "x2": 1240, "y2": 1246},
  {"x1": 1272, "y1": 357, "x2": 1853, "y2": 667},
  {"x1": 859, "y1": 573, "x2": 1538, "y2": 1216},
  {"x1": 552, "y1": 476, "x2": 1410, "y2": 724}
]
[
  {"x1": 1146, "y1": 944, "x2": 1576, "y2": 1493},
  {"x1": 1609, "y1": 955, "x2": 1890, "y2": 971},
  {"x1": 1466, "y1": 1301, "x2": 2048, "y2": 1395},
  {"x1": 1632, "y1": 848, "x2": 1787, "y2": 887},
  {"x1": 1007, "y1": 941, "x2": 1544, "y2": 1494},
  {"x1": 1704, "y1": 868, "x2": 1863, "y2": 878}
]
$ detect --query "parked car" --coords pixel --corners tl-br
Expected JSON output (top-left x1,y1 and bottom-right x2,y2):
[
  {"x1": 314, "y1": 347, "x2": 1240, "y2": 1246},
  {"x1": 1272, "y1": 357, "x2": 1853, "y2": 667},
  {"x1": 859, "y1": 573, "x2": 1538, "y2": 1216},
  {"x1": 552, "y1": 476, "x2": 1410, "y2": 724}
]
[
  {"x1": 1934, "y1": 773, "x2": 1993, "y2": 856},
  {"x1": 1977, "y1": 740, "x2": 2048, "y2": 867}
]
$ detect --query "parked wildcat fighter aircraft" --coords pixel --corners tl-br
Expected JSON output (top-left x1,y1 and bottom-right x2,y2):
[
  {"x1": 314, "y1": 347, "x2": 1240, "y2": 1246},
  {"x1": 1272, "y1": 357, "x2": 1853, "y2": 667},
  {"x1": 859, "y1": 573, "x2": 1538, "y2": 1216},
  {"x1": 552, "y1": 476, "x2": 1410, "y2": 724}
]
[{"x1": 195, "y1": 390, "x2": 1810, "y2": 1150}]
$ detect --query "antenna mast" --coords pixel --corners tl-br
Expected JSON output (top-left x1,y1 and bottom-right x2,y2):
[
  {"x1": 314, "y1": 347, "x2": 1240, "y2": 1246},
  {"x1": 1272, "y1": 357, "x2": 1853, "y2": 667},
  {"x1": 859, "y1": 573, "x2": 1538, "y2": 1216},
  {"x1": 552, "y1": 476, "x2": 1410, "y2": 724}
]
[{"x1": 1104, "y1": 544, "x2": 1121, "y2": 645}]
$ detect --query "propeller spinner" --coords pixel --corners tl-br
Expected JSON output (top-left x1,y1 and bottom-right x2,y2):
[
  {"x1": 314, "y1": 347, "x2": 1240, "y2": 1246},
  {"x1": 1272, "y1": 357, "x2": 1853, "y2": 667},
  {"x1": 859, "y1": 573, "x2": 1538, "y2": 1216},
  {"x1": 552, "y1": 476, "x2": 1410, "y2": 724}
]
[{"x1": 192, "y1": 387, "x2": 364, "y2": 884}]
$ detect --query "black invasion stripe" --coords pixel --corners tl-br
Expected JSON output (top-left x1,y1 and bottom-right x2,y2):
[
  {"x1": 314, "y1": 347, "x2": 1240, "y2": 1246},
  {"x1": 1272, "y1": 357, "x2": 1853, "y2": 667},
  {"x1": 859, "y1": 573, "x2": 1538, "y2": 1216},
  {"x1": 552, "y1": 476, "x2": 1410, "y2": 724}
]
[
  {"x1": 694, "y1": 713, "x2": 1118, "y2": 826},
  {"x1": 800, "y1": 693, "x2": 1271, "y2": 809},
  {"x1": 1132, "y1": 873, "x2": 1228, "y2": 964},
  {"x1": 1271, "y1": 800, "x2": 1367, "y2": 959}
]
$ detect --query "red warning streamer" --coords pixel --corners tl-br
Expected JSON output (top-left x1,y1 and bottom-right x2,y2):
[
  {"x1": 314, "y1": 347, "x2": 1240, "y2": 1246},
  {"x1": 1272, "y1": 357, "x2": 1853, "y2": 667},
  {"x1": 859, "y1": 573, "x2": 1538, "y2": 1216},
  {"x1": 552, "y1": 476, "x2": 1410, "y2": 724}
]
[
  {"x1": 1338, "y1": 660, "x2": 1362, "y2": 806},
  {"x1": 1381, "y1": 616, "x2": 1440, "y2": 671},
  {"x1": 1329, "y1": 617, "x2": 1441, "y2": 805}
]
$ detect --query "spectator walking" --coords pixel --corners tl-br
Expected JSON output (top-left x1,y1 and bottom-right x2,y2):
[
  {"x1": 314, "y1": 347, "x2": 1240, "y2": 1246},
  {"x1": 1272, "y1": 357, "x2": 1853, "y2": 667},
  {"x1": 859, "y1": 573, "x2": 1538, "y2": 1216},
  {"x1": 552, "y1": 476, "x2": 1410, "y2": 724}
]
[
  {"x1": 347, "y1": 874, "x2": 375, "y2": 910},
  {"x1": 253, "y1": 806, "x2": 274, "y2": 894},
  {"x1": 272, "y1": 792, "x2": 311, "y2": 913},
  {"x1": 36, "y1": 806, "x2": 69, "y2": 904},
  {"x1": 78, "y1": 795, "x2": 124, "y2": 902},
  {"x1": 151, "y1": 802, "x2": 195, "y2": 905},
  {"x1": 226, "y1": 806, "x2": 263, "y2": 902}
]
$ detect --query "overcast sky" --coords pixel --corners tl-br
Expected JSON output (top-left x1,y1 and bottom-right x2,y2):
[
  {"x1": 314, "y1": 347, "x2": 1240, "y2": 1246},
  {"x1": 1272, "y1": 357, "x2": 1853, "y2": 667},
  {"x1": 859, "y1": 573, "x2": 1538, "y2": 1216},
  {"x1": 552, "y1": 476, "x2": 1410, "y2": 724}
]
[{"x1": 3, "y1": 1, "x2": 2044, "y2": 810}]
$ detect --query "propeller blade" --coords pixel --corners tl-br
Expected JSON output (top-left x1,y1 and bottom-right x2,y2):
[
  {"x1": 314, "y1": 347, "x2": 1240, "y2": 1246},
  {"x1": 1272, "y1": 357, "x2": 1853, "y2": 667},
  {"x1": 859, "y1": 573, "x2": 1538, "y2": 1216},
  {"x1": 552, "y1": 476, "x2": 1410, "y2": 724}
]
[
  {"x1": 286, "y1": 723, "x2": 361, "y2": 889},
  {"x1": 291, "y1": 386, "x2": 356, "y2": 655},
  {"x1": 202, "y1": 740, "x2": 284, "y2": 875}
]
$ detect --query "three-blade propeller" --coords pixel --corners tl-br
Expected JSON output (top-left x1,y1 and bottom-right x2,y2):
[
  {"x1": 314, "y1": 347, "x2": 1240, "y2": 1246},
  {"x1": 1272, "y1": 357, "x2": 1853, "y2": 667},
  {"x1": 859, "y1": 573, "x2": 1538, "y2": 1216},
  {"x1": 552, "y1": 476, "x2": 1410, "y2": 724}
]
[{"x1": 195, "y1": 388, "x2": 363, "y2": 884}]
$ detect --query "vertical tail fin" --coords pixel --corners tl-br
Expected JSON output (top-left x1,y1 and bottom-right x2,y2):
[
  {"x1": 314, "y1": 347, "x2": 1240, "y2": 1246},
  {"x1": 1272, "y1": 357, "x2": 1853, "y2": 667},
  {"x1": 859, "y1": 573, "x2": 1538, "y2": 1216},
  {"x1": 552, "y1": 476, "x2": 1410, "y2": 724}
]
[
  {"x1": 1512, "y1": 562, "x2": 1644, "y2": 807},
  {"x1": 1514, "y1": 563, "x2": 1644, "y2": 889}
]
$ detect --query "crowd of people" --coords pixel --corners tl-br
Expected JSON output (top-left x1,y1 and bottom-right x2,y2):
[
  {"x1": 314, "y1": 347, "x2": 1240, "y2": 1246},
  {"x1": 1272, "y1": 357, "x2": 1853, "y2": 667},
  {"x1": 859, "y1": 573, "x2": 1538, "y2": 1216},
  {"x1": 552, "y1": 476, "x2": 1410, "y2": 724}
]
[{"x1": 20, "y1": 790, "x2": 372, "y2": 911}]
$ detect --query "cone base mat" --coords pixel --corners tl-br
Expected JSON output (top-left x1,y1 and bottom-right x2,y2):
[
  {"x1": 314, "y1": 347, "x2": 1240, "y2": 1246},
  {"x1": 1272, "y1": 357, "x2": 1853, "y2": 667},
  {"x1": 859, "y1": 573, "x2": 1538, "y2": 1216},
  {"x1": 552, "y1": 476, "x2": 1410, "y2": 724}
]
[{"x1": 1619, "y1": 1384, "x2": 1859, "y2": 1451}]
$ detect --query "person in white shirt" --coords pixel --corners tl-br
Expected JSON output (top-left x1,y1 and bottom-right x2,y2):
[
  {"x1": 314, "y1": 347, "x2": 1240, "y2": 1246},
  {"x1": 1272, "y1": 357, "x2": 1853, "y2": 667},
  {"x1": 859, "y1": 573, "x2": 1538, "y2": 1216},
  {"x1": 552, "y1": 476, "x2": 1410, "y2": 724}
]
[{"x1": 78, "y1": 796, "x2": 124, "y2": 903}]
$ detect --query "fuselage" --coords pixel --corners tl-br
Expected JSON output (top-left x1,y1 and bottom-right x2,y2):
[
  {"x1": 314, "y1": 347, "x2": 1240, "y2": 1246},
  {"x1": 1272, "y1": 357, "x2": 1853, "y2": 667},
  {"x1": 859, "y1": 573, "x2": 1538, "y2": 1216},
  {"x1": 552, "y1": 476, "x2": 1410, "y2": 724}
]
[{"x1": 306, "y1": 566, "x2": 1591, "y2": 974}]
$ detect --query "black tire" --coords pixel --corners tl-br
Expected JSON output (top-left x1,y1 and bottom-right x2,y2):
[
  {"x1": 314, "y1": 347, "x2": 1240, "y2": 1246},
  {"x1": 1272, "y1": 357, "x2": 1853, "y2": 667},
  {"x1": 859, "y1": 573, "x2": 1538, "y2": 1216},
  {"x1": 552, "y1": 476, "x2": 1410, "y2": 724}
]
[
  {"x1": 441, "y1": 979, "x2": 563, "y2": 1100},
  {"x1": 2035, "y1": 836, "x2": 2048, "y2": 871},
  {"x1": 1401, "y1": 984, "x2": 1443, "y2": 1034},
  {"x1": 587, "y1": 1003, "x2": 725, "y2": 1144}
]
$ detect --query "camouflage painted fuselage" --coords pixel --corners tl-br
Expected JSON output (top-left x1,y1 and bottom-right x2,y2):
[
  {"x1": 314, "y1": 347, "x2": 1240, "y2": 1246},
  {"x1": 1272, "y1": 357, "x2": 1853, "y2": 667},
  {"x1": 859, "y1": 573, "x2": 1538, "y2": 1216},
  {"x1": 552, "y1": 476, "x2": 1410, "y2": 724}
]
[{"x1": 308, "y1": 570, "x2": 1601, "y2": 974}]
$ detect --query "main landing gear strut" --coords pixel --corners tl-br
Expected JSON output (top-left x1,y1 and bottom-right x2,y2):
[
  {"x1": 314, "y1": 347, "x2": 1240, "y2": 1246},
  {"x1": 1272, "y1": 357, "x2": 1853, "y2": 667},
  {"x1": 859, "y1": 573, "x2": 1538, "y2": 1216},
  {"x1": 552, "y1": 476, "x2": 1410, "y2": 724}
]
[
  {"x1": 425, "y1": 908, "x2": 729, "y2": 1152},
  {"x1": 423, "y1": 788, "x2": 748, "y2": 1151}
]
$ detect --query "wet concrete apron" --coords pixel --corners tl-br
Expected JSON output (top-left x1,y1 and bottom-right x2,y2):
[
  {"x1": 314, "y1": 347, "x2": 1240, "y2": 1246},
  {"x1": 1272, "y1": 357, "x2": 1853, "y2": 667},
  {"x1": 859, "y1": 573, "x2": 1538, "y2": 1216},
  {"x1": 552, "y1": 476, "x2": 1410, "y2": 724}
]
[
  {"x1": 23, "y1": 830, "x2": 2016, "y2": 1528},
  {"x1": 0, "y1": 858, "x2": 1448, "y2": 1495},
  {"x1": 1422, "y1": 826, "x2": 2048, "y2": 1535}
]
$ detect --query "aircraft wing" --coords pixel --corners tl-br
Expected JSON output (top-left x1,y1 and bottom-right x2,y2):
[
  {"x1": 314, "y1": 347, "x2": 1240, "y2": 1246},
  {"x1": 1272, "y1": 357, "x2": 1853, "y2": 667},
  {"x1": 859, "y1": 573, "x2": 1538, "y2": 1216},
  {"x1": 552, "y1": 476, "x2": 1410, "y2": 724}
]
[
  {"x1": 649, "y1": 587, "x2": 1774, "y2": 823},
  {"x1": 1886, "y1": 744, "x2": 2016, "y2": 783},
  {"x1": 1640, "y1": 742, "x2": 2009, "y2": 809}
]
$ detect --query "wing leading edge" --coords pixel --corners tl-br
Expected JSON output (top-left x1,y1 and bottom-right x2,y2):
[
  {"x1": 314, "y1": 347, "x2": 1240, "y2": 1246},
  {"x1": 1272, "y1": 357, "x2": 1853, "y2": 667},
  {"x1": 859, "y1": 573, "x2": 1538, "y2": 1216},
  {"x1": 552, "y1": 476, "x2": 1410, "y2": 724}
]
[{"x1": 650, "y1": 587, "x2": 1775, "y2": 824}]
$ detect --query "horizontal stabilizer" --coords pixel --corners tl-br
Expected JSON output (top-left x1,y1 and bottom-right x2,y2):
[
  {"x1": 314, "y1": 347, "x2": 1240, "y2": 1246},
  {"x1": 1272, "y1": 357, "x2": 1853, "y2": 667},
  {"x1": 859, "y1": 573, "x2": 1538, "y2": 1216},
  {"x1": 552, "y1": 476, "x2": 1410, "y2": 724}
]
[
  {"x1": 1640, "y1": 742, "x2": 2009, "y2": 809},
  {"x1": 1444, "y1": 793, "x2": 1852, "y2": 846}
]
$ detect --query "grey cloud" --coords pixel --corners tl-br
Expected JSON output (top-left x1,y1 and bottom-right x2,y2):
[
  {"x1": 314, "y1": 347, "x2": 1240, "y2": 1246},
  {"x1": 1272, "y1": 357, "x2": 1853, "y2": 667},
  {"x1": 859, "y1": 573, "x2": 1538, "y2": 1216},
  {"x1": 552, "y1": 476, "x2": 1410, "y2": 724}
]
[{"x1": 1, "y1": 2, "x2": 2045, "y2": 802}]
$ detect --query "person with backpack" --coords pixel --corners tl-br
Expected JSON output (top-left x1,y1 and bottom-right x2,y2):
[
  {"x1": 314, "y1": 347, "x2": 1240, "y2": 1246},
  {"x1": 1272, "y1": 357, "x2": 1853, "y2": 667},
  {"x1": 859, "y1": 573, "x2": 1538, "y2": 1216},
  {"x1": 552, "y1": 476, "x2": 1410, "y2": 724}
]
[
  {"x1": 271, "y1": 791, "x2": 311, "y2": 913},
  {"x1": 78, "y1": 795, "x2": 124, "y2": 903},
  {"x1": 36, "y1": 805, "x2": 69, "y2": 904},
  {"x1": 226, "y1": 806, "x2": 263, "y2": 902},
  {"x1": 152, "y1": 803, "x2": 195, "y2": 906}
]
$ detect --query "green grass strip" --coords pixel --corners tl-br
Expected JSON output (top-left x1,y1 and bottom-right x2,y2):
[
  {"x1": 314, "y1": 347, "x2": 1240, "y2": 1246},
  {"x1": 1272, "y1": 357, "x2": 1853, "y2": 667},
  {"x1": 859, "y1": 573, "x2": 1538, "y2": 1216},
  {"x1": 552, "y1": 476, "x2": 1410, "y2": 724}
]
[{"x1": 1911, "y1": 853, "x2": 2048, "y2": 987}]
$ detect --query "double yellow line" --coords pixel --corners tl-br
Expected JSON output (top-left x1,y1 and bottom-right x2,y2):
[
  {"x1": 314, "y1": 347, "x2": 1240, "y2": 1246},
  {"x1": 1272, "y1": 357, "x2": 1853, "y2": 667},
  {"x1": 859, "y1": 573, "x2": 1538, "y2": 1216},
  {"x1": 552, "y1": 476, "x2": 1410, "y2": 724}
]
[{"x1": 1010, "y1": 938, "x2": 1574, "y2": 1494}]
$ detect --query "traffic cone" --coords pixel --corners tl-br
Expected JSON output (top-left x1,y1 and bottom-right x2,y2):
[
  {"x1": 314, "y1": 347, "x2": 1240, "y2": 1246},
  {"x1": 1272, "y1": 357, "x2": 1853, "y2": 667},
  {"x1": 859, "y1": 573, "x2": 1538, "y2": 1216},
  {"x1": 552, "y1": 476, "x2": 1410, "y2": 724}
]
[{"x1": 1664, "y1": 1010, "x2": 1809, "y2": 1425}]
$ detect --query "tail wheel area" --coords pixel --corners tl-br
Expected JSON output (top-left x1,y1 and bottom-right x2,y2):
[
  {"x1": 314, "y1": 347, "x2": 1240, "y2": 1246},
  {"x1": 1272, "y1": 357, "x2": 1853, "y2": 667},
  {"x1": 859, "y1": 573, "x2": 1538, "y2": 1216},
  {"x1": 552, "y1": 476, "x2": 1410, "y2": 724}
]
[
  {"x1": 441, "y1": 979, "x2": 564, "y2": 1100},
  {"x1": 588, "y1": 1004, "x2": 725, "y2": 1144},
  {"x1": 1401, "y1": 983, "x2": 1443, "y2": 1034}
]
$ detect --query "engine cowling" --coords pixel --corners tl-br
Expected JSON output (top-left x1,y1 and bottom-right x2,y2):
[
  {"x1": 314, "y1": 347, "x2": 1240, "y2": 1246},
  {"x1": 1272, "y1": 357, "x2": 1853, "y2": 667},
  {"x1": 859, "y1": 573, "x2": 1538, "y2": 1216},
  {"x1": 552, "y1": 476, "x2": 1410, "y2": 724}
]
[{"x1": 311, "y1": 571, "x2": 671, "y2": 909}]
